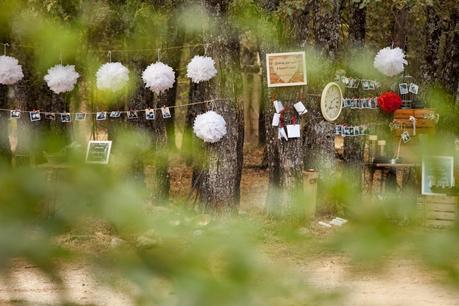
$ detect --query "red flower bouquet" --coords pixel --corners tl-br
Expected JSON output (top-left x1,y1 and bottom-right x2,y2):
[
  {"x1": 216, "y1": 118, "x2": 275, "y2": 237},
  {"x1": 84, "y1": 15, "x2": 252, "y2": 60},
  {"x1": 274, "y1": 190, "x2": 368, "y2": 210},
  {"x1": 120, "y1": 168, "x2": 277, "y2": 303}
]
[{"x1": 377, "y1": 91, "x2": 402, "y2": 113}]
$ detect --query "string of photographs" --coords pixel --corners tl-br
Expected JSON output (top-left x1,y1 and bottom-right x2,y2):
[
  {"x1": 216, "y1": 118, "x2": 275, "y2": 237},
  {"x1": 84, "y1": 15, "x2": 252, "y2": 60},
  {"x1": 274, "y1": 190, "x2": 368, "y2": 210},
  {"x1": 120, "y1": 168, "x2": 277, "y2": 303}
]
[
  {"x1": 335, "y1": 75, "x2": 381, "y2": 90},
  {"x1": 342, "y1": 97, "x2": 378, "y2": 109},
  {"x1": 2, "y1": 99, "x2": 222, "y2": 123},
  {"x1": 335, "y1": 124, "x2": 370, "y2": 137}
]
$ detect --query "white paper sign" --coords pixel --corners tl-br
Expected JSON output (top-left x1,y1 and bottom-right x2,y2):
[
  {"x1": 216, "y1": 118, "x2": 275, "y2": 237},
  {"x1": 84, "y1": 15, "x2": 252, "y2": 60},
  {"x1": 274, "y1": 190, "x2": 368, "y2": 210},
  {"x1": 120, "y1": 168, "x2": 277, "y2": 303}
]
[
  {"x1": 273, "y1": 100, "x2": 284, "y2": 113},
  {"x1": 286, "y1": 124, "x2": 301, "y2": 138},
  {"x1": 278, "y1": 127, "x2": 288, "y2": 141},
  {"x1": 272, "y1": 113, "x2": 280, "y2": 126},
  {"x1": 293, "y1": 101, "x2": 307, "y2": 115}
]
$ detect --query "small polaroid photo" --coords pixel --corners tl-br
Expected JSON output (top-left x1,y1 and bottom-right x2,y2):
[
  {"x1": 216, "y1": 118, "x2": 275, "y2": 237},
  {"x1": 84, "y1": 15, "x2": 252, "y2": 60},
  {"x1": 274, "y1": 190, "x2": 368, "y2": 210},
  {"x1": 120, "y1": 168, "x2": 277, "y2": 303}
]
[
  {"x1": 145, "y1": 109, "x2": 156, "y2": 120},
  {"x1": 127, "y1": 111, "x2": 138, "y2": 120},
  {"x1": 110, "y1": 111, "x2": 121, "y2": 118},
  {"x1": 401, "y1": 131, "x2": 411, "y2": 143},
  {"x1": 370, "y1": 98, "x2": 378, "y2": 109},
  {"x1": 362, "y1": 99, "x2": 370, "y2": 109},
  {"x1": 272, "y1": 113, "x2": 280, "y2": 127},
  {"x1": 409, "y1": 83, "x2": 419, "y2": 94},
  {"x1": 353, "y1": 79, "x2": 360, "y2": 88},
  {"x1": 75, "y1": 113, "x2": 86, "y2": 121},
  {"x1": 342, "y1": 126, "x2": 350, "y2": 137},
  {"x1": 29, "y1": 111, "x2": 41, "y2": 122},
  {"x1": 342, "y1": 77, "x2": 350, "y2": 86},
  {"x1": 61, "y1": 113, "x2": 71, "y2": 123},
  {"x1": 351, "y1": 98, "x2": 358, "y2": 109},
  {"x1": 347, "y1": 79, "x2": 355, "y2": 88},
  {"x1": 278, "y1": 127, "x2": 288, "y2": 141},
  {"x1": 10, "y1": 110, "x2": 21, "y2": 119},
  {"x1": 399, "y1": 83, "x2": 409, "y2": 95},
  {"x1": 348, "y1": 127, "x2": 355, "y2": 136},
  {"x1": 356, "y1": 99, "x2": 362, "y2": 109},
  {"x1": 286, "y1": 124, "x2": 301, "y2": 139},
  {"x1": 96, "y1": 112, "x2": 107, "y2": 121},
  {"x1": 335, "y1": 125, "x2": 343, "y2": 135},
  {"x1": 361, "y1": 80, "x2": 369, "y2": 90},
  {"x1": 368, "y1": 81, "x2": 375, "y2": 90},
  {"x1": 273, "y1": 100, "x2": 284, "y2": 113},
  {"x1": 44, "y1": 112, "x2": 56, "y2": 120},
  {"x1": 293, "y1": 101, "x2": 307, "y2": 116},
  {"x1": 353, "y1": 126, "x2": 360, "y2": 136},
  {"x1": 161, "y1": 106, "x2": 171, "y2": 119}
]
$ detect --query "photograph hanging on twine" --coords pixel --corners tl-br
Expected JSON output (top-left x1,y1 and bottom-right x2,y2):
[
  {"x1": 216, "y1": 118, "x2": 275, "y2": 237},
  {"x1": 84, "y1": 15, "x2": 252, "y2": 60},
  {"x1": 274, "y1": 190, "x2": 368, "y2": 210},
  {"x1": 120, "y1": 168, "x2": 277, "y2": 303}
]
[{"x1": 266, "y1": 51, "x2": 307, "y2": 87}]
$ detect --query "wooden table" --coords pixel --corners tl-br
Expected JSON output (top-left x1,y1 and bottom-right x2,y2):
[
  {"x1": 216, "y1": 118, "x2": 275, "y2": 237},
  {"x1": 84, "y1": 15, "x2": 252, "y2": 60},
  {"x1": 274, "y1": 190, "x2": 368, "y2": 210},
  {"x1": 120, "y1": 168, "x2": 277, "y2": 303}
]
[{"x1": 366, "y1": 162, "x2": 420, "y2": 194}]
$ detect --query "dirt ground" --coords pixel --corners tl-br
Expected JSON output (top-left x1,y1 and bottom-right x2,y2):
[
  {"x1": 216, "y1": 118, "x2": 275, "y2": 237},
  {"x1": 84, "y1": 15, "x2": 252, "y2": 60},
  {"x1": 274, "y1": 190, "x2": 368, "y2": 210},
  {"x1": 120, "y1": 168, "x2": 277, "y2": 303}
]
[{"x1": 1, "y1": 149, "x2": 459, "y2": 305}]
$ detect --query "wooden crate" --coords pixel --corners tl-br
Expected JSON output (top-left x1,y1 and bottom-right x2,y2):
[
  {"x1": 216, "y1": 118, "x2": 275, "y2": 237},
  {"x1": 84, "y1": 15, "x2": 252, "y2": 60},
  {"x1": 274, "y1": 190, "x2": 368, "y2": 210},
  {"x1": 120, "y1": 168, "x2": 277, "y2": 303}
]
[
  {"x1": 417, "y1": 195, "x2": 458, "y2": 227},
  {"x1": 393, "y1": 109, "x2": 436, "y2": 136}
]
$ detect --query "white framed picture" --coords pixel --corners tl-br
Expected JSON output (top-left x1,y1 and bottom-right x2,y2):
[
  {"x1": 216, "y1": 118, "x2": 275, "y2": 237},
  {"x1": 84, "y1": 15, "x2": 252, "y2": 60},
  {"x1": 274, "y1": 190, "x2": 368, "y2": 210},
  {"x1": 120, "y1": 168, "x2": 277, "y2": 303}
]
[
  {"x1": 85, "y1": 140, "x2": 112, "y2": 165},
  {"x1": 266, "y1": 51, "x2": 307, "y2": 87},
  {"x1": 422, "y1": 156, "x2": 454, "y2": 195}
]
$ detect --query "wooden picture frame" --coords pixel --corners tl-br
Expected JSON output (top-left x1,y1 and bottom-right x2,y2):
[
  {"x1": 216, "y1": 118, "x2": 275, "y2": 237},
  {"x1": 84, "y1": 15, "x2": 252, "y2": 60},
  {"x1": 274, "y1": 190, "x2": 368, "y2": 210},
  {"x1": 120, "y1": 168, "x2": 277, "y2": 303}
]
[
  {"x1": 266, "y1": 51, "x2": 307, "y2": 87},
  {"x1": 422, "y1": 156, "x2": 454, "y2": 195}
]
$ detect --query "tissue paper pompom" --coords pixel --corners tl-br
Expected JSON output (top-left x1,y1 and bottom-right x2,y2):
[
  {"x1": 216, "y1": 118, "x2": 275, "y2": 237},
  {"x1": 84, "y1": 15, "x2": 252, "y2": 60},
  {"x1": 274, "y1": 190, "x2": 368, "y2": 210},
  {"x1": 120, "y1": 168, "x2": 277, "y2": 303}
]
[
  {"x1": 0, "y1": 55, "x2": 24, "y2": 85},
  {"x1": 193, "y1": 111, "x2": 227, "y2": 143},
  {"x1": 96, "y1": 62, "x2": 129, "y2": 92},
  {"x1": 373, "y1": 47, "x2": 407, "y2": 77},
  {"x1": 142, "y1": 62, "x2": 175, "y2": 94},
  {"x1": 378, "y1": 91, "x2": 402, "y2": 113},
  {"x1": 44, "y1": 64, "x2": 80, "y2": 94},
  {"x1": 186, "y1": 56, "x2": 217, "y2": 83}
]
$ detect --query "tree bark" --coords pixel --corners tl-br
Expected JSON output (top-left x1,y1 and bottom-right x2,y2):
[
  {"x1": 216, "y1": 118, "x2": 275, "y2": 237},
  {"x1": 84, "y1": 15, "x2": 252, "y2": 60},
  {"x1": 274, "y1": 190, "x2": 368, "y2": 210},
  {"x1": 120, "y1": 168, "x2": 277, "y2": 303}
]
[
  {"x1": 312, "y1": 0, "x2": 343, "y2": 58},
  {"x1": 189, "y1": 1, "x2": 244, "y2": 213},
  {"x1": 0, "y1": 85, "x2": 11, "y2": 165},
  {"x1": 349, "y1": 0, "x2": 366, "y2": 47},
  {"x1": 421, "y1": 4, "x2": 442, "y2": 83},
  {"x1": 440, "y1": 11, "x2": 459, "y2": 94}
]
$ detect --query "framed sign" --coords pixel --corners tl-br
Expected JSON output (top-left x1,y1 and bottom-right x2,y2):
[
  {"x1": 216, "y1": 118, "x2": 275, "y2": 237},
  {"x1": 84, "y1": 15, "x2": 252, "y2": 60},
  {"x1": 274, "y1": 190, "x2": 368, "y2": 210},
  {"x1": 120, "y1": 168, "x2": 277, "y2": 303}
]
[
  {"x1": 266, "y1": 51, "x2": 307, "y2": 87},
  {"x1": 85, "y1": 141, "x2": 112, "y2": 164},
  {"x1": 422, "y1": 156, "x2": 454, "y2": 195}
]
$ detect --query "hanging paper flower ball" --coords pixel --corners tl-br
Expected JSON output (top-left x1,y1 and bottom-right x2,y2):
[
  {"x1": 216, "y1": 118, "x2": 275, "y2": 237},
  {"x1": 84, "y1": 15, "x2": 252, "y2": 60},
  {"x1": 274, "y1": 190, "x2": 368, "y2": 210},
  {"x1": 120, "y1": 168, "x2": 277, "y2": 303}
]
[
  {"x1": 96, "y1": 62, "x2": 129, "y2": 92},
  {"x1": 142, "y1": 62, "x2": 175, "y2": 94},
  {"x1": 373, "y1": 47, "x2": 407, "y2": 77},
  {"x1": 186, "y1": 56, "x2": 217, "y2": 83},
  {"x1": 0, "y1": 55, "x2": 24, "y2": 85},
  {"x1": 378, "y1": 91, "x2": 402, "y2": 113},
  {"x1": 44, "y1": 64, "x2": 80, "y2": 94},
  {"x1": 193, "y1": 111, "x2": 227, "y2": 143}
]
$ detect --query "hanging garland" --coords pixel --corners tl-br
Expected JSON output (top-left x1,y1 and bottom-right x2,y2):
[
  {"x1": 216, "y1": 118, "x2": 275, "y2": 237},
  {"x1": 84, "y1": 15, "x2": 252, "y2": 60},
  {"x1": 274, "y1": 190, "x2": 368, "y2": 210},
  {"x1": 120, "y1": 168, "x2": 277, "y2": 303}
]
[
  {"x1": 142, "y1": 62, "x2": 175, "y2": 94},
  {"x1": 0, "y1": 55, "x2": 24, "y2": 85},
  {"x1": 186, "y1": 56, "x2": 217, "y2": 83},
  {"x1": 96, "y1": 62, "x2": 129, "y2": 91},
  {"x1": 193, "y1": 111, "x2": 227, "y2": 143},
  {"x1": 44, "y1": 64, "x2": 80, "y2": 94},
  {"x1": 373, "y1": 47, "x2": 407, "y2": 77}
]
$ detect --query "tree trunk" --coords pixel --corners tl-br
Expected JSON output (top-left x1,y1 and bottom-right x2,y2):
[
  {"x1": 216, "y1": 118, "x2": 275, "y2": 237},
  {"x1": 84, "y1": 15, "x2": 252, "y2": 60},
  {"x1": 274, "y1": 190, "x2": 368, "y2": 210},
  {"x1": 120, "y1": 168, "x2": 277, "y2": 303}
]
[
  {"x1": 392, "y1": 4, "x2": 409, "y2": 49},
  {"x1": 421, "y1": 4, "x2": 442, "y2": 83},
  {"x1": 312, "y1": 0, "x2": 343, "y2": 58},
  {"x1": 189, "y1": 1, "x2": 244, "y2": 213},
  {"x1": 128, "y1": 55, "x2": 170, "y2": 202},
  {"x1": 0, "y1": 85, "x2": 11, "y2": 165},
  {"x1": 349, "y1": 0, "x2": 366, "y2": 47},
  {"x1": 440, "y1": 12, "x2": 459, "y2": 94}
]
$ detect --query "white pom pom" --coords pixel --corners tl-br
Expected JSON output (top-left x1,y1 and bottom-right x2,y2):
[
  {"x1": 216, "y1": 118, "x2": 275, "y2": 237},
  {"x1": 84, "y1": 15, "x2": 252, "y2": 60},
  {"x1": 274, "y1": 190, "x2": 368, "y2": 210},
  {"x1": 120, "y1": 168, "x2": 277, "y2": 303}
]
[
  {"x1": 186, "y1": 56, "x2": 217, "y2": 83},
  {"x1": 373, "y1": 47, "x2": 407, "y2": 77},
  {"x1": 142, "y1": 62, "x2": 175, "y2": 94},
  {"x1": 0, "y1": 55, "x2": 24, "y2": 85},
  {"x1": 44, "y1": 64, "x2": 80, "y2": 94},
  {"x1": 96, "y1": 62, "x2": 129, "y2": 92},
  {"x1": 193, "y1": 111, "x2": 227, "y2": 143}
]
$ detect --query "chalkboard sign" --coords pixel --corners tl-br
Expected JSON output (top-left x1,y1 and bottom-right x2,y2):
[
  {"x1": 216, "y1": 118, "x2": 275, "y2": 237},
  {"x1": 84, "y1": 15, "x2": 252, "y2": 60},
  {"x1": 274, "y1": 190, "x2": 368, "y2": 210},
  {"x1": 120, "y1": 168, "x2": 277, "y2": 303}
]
[{"x1": 85, "y1": 141, "x2": 112, "y2": 164}]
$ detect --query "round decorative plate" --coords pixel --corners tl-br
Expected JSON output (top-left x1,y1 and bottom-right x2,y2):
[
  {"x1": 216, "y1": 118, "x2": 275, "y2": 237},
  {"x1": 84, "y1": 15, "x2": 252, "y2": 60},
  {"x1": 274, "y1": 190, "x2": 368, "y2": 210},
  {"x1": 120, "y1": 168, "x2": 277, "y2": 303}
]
[{"x1": 321, "y1": 82, "x2": 343, "y2": 122}]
